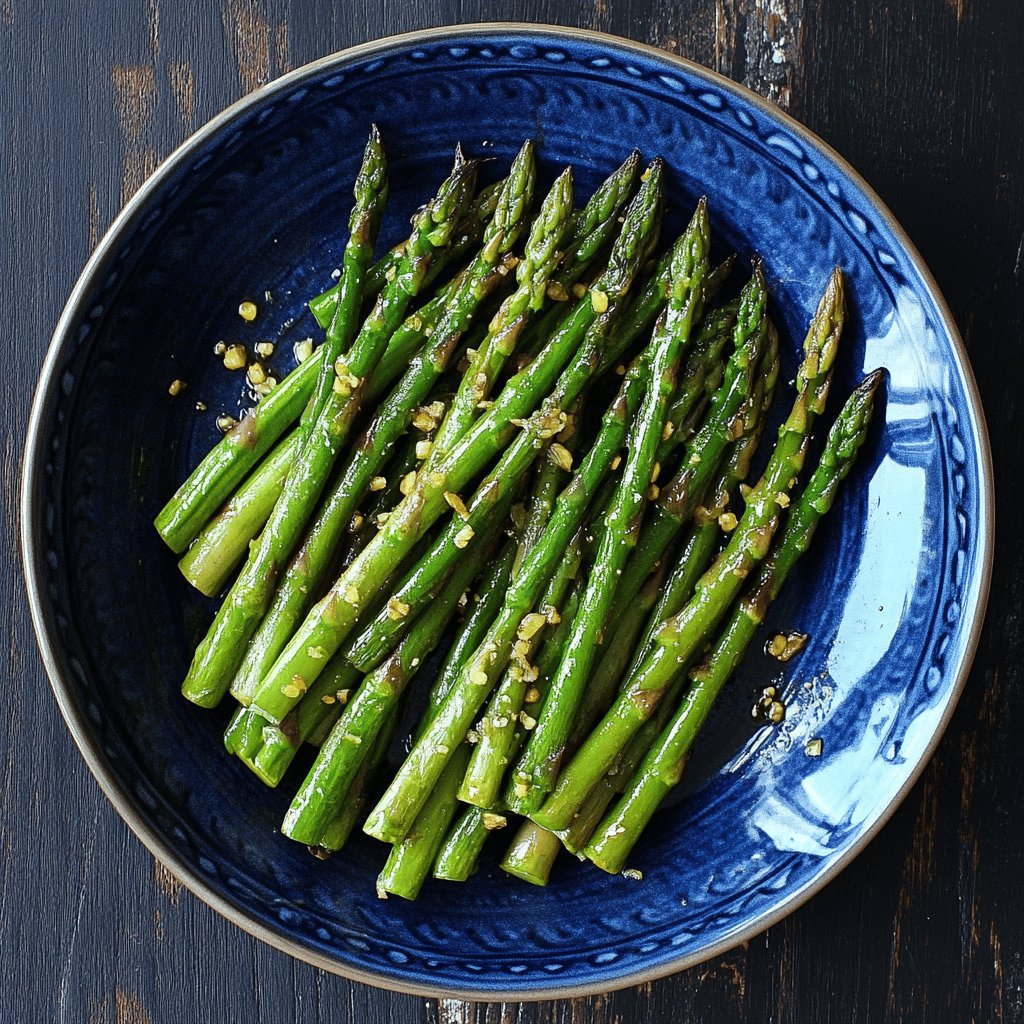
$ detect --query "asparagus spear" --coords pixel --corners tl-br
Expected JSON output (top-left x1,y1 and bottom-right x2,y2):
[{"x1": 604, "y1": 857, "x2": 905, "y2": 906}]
[
  {"x1": 229, "y1": 500, "x2": 453, "y2": 785},
  {"x1": 376, "y1": 538, "x2": 527, "y2": 894},
  {"x1": 452, "y1": 422, "x2": 580, "y2": 800},
  {"x1": 433, "y1": 804, "x2": 495, "y2": 882},
  {"x1": 556, "y1": 151, "x2": 641, "y2": 285},
  {"x1": 425, "y1": 542, "x2": 518, "y2": 720},
  {"x1": 495, "y1": 285, "x2": 765, "y2": 798},
  {"x1": 157, "y1": 179, "x2": 512, "y2": 559},
  {"x1": 226, "y1": 657, "x2": 362, "y2": 785},
  {"x1": 178, "y1": 430, "x2": 301, "y2": 597},
  {"x1": 434, "y1": 581, "x2": 581, "y2": 882},
  {"x1": 534, "y1": 268, "x2": 846, "y2": 831},
  {"x1": 513, "y1": 152, "x2": 640, "y2": 357},
  {"x1": 376, "y1": 745, "x2": 473, "y2": 899},
  {"x1": 224, "y1": 460, "x2": 431, "y2": 779},
  {"x1": 499, "y1": 820, "x2": 565, "y2": 886},
  {"x1": 459, "y1": 531, "x2": 582, "y2": 808},
  {"x1": 413, "y1": 169, "x2": 575, "y2": 491},
  {"x1": 582, "y1": 266, "x2": 770, "y2": 643},
  {"x1": 315, "y1": 706, "x2": 400, "y2": 854},
  {"x1": 360, "y1": 409, "x2": 622, "y2": 847},
  {"x1": 633, "y1": 326, "x2": 780, "y2": 664},
  {"x1": 498, "y1": 567, "x2": 673, "y2": 884},
  {"x1": 343, "y1": 232, "x2": 683, "y2": 676},
  {"x1": 585, "y1": 369, "x2": 883, "y2": 873},
  {"x1": 281, "y1": 532, "x2": 498, "y2": 846},
  {"x1": 248, "y1": 164, "x2": 664, "y2": 724},
  {"x1": 154, "y1": 343, "x2": 325, "y2": 554},
  {"x1": 308, "y1": 179, "x2": 506, "y2": 330},
  {"x1": 654, "y1": 300, "x2": 738, "y2": 467},
  {"x1": 227, "y1": 147, "x2": 541, "y2": 701},
  {"x1": 182, "y1": 147, "x2": 477, "y2": 707}
]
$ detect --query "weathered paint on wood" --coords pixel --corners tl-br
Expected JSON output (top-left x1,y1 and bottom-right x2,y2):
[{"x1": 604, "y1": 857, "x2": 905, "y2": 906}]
[{"x1": 1, "y1": 0, "x2": 1020, "y2": 1021}]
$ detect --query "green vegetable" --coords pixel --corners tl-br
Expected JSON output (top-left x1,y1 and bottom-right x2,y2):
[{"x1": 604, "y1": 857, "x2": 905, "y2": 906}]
[{"x1": 585, "y1": 368, "x2": 882, "y2": 873}]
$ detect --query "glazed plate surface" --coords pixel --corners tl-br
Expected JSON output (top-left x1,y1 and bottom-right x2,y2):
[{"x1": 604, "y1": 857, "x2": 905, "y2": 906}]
[{"x1": 22, "y1": 25, "x2": 992, "y2": 999}]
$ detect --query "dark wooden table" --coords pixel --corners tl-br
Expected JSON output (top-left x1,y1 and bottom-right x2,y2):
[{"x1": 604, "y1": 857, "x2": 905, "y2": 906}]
[{"x1": 2, "y1": 2, "x2": 1019, "y2": 1021}]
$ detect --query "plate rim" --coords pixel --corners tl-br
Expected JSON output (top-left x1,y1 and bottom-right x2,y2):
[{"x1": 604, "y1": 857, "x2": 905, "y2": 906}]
[{"x1": 20, "y1": 21, "x2": 995, "y2": 1002}]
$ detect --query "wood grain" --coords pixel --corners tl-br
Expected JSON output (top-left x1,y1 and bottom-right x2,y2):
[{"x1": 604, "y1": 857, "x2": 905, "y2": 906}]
[{"x1": 1, "y1": 0, "x2": 1020, "y2": 1021}]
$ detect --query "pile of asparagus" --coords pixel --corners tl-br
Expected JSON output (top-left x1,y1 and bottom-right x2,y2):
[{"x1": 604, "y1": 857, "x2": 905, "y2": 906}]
[{"x1": 156, "y1": 126, "x2": 883, "y2": 897}]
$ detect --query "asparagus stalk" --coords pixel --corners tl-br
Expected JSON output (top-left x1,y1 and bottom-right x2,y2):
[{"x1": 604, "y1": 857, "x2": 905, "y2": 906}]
[
  {"x1": 506, "y1": 201, "x2": 710, "y2": 815},
  {"x1": 376, "y1": 745, "x2": 472, "y2": 899},
  {"x1": 154, "y1": 343, "x2": 325, "y2": 553},
  {"x1": 227, "y1": 658, "x2": 362, "y2": 785},
  {"x1": 227, "y1": 149, "x2": 541, "y2": 701},
  {"x1": 224, "y1": 465, "x2": 429, "y2": 780},
  {"x1": 281, "y1": 532, "x2": 498, "y2": 846},
  {"x1": 459, "y1": 532, "x2": 582, "y2": 808},
  {"x1": 634, "y1": 326, "x2": 780, "y2": 663},
  {"x1": 229, "y1": 508, "x2": 444, "y2": 784},
  {"x1": 433, "y1": 804, "x2": 494, "y2": 882},
  {"x1": 584, "y1": 266, "x2": 771, "y2": 642},
  {"x1": 222, "y1": 700, "x2": 267, "y2": 759},
  {"x1": 160, "y1": 183, "x2": 500, "y2": 561},
  {"x1": 248, "y1": 163, "x2": 664, "y2": 723},
  {"x1": 497, "y1": 566, "x2": 671, "y2": 884},
  {"x1": 585, "y1": 369, "x2": 883, "y2": 873},
  {"x1": 499, "y1": 820, "x2": 564, "y2": 886},
  {"x1": 309, "y1": 178, "x2": 506, "y2": 330},
  {"x1": 534, "y1": 268, "x2": 846, "y2": 831},
  {"x1": 556, "y1": 151, "x2": 641, "y2": 285},
  {"x1": 654, "y1": 300, "x2": 738, "y2": 467},
  {"x1": 178, "y1": 431, "x2": 301, "y2": 597},
  {"x1": 514, "y1": 152, "x2": 640, "y2": 355},
  {"x1": 513, "y1": 443, "x2": 572, "y2": 578},
  {"x1": 378, "y1": 538, "x2": 526, "y2": 894},
  {"x1": 182, "y1": 148, "x2": 477, "y2": 707},
  {"x1": 315, "y1": 705, "x2": 400, "y2": 854},
  {"x1": 494, "y1": 290, "x2": 761, "y2": 814},
  {"x1": 424, "y1": 542, "x2": 518, "y2": 722},
  {"x1": 433, "y1": 581, "x2": 582, "y2": 882},
  {"x1": 423, "y1": 160, "x2": 576, "y2": 469},
  {"x1": 452, "y1": 426, "x2": 580, "y2": 800}
]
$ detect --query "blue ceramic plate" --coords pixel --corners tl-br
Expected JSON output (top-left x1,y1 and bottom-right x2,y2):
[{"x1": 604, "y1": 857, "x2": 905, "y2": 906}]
[{"x1": 22, "y1": 25, "x2": 992, "y2": 999}]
